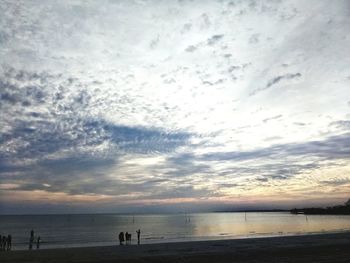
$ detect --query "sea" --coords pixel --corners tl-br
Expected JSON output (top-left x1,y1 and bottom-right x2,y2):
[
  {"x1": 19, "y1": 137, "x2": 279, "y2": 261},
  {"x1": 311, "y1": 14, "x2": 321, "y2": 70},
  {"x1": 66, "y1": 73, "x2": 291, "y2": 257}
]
[{"x1": 1, "y1": 212, "x2": 350, "y2": 250}]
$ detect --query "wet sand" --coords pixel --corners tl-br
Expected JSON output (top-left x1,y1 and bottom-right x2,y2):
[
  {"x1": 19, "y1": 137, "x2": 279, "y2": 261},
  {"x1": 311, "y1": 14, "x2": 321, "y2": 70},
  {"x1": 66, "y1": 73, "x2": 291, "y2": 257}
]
[{"x1": 1, "y1": 232, "x2": 350, "y2": 263}]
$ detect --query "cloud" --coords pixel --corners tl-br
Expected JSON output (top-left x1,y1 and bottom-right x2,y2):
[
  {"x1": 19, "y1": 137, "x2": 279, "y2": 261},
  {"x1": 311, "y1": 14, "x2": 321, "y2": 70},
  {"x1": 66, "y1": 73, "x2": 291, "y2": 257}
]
[
  {"x1": 184, "y1": 34, "x2": 224, "y2": 53},
  {"x1": 201, "y1": 79, "x2": 225, "y2": 86},
  {"x1": 181, "y1": 23, "x2": 192, "y2": 34},
  {"x1": 293, "y1": 122, "x2": 307, "y2": 126},
  {"x1": 1, "y1": 0, "x2": 350, "y2": 212},
  {"x1": 207, "y1": 34, "x2": 224, "y2": 45},
  {"x1": 320, "y1": 178, "x2": 350, "y2": 186},
  {"x1": 185, "y1": 45, "x2": 198, "y2": 52},
  {"x1": 266, "y1": 73, "x2": 302, "y2": 89},
  {"x1": 163, "y1": 153, "x2": 213, "y2": 178},
  {"x1": 263, "y1": 114, "x2": 282, "y2": 123},
  {"x1": 330, "y1": 120, "x2": 350, "y2": 130},
  {"x1": 250, "y1": 73, "x2": 302, "y2": 96},
  {"x1": 195, "y1": 133, "x2": 350, "y2": 186},
  {"x1": 0, "y1": 124, "x2": 192, "y2": 198},
  {"x1": 0, "y1": 116, "x2": 192, "y2": 166},
  {"x1": 201, "y1": 133, "x2": 350, "y2": 162},
  {"x1": 0, "y1": 66, "x2": 193, "y2": 200}
]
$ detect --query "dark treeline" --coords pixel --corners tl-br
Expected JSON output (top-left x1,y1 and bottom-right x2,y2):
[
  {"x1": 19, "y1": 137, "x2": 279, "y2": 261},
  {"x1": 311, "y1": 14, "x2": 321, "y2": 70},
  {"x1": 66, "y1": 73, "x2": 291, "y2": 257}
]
[
  {"x1": 215, "y1": 209, "x2": 289, "y2": 213},
  {"x1": 291, "y1": 199, "x2": 350, "y2": 215}
]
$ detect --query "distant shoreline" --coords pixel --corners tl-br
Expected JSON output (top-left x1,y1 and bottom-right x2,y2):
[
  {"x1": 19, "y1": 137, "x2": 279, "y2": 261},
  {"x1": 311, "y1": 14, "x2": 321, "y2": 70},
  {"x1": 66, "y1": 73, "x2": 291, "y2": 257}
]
[
  {"x1": 214, "y1": 209, "x2": 289, "y2": 213},
  {"x1": 1, "y1": 232, "x2": 350, "y2": 263}
]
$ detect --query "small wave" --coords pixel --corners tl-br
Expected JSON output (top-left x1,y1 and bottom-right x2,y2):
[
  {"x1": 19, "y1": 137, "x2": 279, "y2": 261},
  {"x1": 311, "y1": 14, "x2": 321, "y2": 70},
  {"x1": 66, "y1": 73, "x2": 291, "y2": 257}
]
[{"x1": 144, "y1": 236, "x2": 164, "y2": 240}]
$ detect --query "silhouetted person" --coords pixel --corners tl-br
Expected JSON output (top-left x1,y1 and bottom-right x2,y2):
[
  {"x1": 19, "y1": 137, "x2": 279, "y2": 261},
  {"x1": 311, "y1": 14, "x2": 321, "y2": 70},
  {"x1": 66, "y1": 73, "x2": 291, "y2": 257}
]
[
  {"x1": 2, "y1": 236, "x2": 7, "y2": 251},
  {"x1": 125, "y1": 232, "x2": 129, "y2": 245},
  {"x1": 136, "y1": 229, "x2": 141, "y2": 245},
  {"x1": 29, "y1": 229, "x2": 34, "y2": 250},
  {"x1": 0, "y1": 234, "x2": 2, "y2": 250},
  {"x1": 127, "y1": 233, "x2": 132, "y2": 244},
  {"x1": 36, "y1": 236, "x2": 41, "y2": 249},
  {"x1": 2, "y1": 237, "x2": 5, "y2": 251},
  {"x1": 119, "y1": 232, "x2": 124, "y2": 245},
  {"x1": 2, "y1": 235, "x2": 5, "y2": 251},
  {"x1": 7, "y1": 235, "x2": 11, "y2": 251}
]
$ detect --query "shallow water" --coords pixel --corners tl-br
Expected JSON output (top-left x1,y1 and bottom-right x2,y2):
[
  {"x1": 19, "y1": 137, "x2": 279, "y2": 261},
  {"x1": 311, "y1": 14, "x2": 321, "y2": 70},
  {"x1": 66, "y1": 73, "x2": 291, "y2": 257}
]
[{"x1": 1, "y1": 212, "x2": 350, "y2": 250}]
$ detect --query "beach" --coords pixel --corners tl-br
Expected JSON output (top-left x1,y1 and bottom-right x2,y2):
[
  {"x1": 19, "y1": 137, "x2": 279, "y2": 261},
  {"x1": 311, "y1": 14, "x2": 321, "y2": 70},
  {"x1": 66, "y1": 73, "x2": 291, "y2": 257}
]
[{"x1": 1, "y1": 232, "x2": 349, "y2": 263}]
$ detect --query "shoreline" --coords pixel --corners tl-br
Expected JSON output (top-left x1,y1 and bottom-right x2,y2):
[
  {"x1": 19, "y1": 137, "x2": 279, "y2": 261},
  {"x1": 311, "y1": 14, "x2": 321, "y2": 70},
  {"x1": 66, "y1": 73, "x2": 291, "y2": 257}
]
[
  {"x1": 1, "y1": 231, "x2": 350, "y2": 262},
  {"x1": 9, "y1": 228, "x2": 350, "y2": 251}
]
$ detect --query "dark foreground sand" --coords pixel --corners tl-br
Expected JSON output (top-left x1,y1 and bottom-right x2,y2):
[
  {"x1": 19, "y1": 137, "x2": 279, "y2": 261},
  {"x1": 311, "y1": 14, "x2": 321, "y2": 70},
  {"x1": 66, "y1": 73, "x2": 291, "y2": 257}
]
[{"x1": 1, "y1": 232, "x2": 350, "y2": 263}]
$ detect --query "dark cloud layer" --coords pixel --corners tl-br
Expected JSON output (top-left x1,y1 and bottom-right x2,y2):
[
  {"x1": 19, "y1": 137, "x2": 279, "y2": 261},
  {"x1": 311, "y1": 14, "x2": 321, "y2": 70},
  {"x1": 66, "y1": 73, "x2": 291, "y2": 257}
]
[{"x1": 201, "y1": 133, "x2": 350, "y2": 162}]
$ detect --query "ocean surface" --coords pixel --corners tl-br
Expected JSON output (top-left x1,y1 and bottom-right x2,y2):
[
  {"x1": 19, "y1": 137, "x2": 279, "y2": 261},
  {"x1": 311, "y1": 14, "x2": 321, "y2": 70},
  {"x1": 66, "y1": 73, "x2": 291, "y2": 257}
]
[{"x1": 1, "y1": 212, "x2": 350, "y2": 250}]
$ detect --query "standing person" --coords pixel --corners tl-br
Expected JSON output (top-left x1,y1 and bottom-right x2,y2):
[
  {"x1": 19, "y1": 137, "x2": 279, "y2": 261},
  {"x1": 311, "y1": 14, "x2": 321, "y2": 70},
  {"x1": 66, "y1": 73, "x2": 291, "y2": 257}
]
[
  {"x1": 125, "y1": 233, "x2": 128, "y2": 245},
  {"x1": 129, "y1": 233, "x2": 132, "y2": 244},
  {"x1": 136, "y1": 229, "x2": 141, "y2": 245},
  {"x1": 29, "y1": 229, "x2": 34, "y2": 250},
  {"x1": 7, "y1": 235, "x2": 11, "y2": 251},
  {"x1": 2, "y1": 236, "x2": 7, "y2": 251},
  {"x1": 36, "y1": 236, "x2": 41, "y2": 249},
  {"x1": 118, "y1": 232, "x2": 121, "y2": 245},
  {"x1": 119, "y1": 232, "x2": 124, "y2": 245}
]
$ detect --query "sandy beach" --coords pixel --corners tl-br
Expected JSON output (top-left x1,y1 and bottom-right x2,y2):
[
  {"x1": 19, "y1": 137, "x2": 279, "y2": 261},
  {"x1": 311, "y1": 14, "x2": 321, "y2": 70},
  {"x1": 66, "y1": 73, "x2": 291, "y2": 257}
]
[{"x1": 1, "y1": 232, "x2": 349, "y2": 263}]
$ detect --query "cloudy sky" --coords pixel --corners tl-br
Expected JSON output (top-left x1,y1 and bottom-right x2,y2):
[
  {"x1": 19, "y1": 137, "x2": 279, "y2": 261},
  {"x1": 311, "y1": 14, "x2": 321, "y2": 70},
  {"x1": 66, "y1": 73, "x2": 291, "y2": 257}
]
[{"x1": 0, "y1": 0, "x2": 349, "y2": 214}]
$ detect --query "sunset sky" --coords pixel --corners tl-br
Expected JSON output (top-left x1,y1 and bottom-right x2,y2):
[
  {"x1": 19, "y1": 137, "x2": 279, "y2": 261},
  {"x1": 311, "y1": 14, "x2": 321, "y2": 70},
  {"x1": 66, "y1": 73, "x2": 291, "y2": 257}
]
[{"x1": 0, "y1": 0, "x2": 349, "y2": 214}]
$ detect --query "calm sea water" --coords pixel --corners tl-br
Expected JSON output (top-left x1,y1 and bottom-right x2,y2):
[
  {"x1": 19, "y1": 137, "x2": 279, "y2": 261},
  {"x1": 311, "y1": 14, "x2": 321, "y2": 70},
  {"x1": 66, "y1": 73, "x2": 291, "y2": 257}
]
[{"x1": 1, "y1": 212, "x2": 350, "y2": 250}]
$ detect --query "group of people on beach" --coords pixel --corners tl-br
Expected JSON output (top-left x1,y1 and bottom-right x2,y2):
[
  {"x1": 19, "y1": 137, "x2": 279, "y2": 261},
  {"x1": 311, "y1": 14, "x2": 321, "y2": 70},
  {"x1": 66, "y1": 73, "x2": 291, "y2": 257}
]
[
  {"x1": 29, "y1": 229, "x2": 41, "y2": 250},
  {"x1": 0, "y1": 234, "x2": 12, "y2": 251},
  {"x1": 118, "y1": 229, "x2": 141, "y2": 245},
  {"x1": 3, "y1": 229, "x2": 140, "y2": 250},
  {"x1": 0, "y1": 230, "x2": 41, "y2": 251}
]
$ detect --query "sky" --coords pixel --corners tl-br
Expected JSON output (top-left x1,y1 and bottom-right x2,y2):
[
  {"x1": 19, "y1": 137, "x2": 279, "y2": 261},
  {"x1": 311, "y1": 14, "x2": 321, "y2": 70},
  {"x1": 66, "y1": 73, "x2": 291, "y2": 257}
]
[{"x1": 0, "y1": 0, "x2": 350, "y2": 214}]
